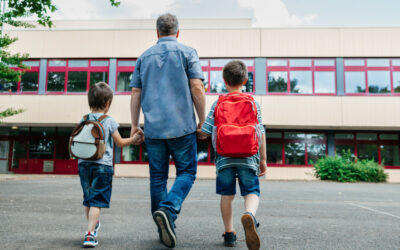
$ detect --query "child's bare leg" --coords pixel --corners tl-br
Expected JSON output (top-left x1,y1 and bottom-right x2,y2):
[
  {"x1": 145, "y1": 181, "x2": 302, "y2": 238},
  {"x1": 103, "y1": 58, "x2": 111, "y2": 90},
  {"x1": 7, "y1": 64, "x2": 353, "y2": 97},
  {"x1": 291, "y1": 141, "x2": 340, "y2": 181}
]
[
  {"x1": 244, "y1": 194, "x2": 259, "y2": 215},
  {"x1": 87, "y1": 207, "x2": 101, "y2": 233},
  {"x1": 85, "y1": 206, "x2": 90, "y2": 220},
  {"x1": 220, "y1": 195, "x2": 235, "y2": 232}
]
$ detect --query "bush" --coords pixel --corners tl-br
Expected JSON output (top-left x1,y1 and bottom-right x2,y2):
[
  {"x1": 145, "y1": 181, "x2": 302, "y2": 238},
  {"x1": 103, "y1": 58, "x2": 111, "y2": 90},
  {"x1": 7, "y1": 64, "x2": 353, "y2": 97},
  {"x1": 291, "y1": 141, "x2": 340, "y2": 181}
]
[{"x1": 313, "y1": 150, "x2": 387, "y2": 182}]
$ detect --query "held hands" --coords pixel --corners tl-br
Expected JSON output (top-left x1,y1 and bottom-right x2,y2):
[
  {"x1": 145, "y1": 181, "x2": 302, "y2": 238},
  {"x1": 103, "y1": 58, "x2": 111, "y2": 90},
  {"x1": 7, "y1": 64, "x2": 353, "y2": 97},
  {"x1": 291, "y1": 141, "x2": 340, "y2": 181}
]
[
  {"x1": 259, "y1": 161, "x2": 267, "y2": 177},
  {"x1": 196, "y1": 121, "x2": 209, "y2": 140},
  {"x1": 131, "y1": 126, "x2": 145, "y2": 145}
]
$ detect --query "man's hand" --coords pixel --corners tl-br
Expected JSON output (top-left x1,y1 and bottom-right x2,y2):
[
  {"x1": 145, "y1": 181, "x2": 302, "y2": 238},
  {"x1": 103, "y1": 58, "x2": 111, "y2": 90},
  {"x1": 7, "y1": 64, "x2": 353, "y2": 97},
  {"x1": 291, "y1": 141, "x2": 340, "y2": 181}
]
[
  {"x1": 197, "y1": 129, "x2": 209, "y2": 140},
  {"x1": 131, "y1": 126, "x2": 144, "y2": 144},
  {"x1": 259, "y1": 161, "x2": 267, "y2": 177}
]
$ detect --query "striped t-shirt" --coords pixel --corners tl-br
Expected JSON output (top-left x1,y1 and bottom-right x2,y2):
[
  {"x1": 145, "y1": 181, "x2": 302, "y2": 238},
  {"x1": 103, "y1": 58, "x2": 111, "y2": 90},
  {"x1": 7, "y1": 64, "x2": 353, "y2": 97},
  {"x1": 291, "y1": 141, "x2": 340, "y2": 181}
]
[{"x1": 201, "y1": 98, "x2": 265, "y2": 175}]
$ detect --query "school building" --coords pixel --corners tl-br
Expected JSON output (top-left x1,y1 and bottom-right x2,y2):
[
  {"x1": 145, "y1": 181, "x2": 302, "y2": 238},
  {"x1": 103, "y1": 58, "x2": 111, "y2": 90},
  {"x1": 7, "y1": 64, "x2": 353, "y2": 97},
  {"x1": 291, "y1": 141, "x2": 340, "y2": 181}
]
[{"x1": 0, "y1": 19, "x2": 400, "y2": 182}]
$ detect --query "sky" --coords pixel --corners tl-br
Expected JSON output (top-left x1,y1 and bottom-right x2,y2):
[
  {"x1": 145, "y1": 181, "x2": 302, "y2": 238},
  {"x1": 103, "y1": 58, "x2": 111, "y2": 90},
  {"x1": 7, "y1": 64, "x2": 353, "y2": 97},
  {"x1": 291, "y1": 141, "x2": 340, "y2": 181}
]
[{"x1": 48, "y1": 0, "x2": 400, "y2": 27}]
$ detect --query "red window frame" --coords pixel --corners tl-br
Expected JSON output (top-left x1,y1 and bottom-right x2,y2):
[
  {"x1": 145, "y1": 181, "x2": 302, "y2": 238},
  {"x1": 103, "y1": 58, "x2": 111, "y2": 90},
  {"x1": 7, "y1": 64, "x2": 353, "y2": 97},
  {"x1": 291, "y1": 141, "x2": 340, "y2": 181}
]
[
  {"x1": 115, "y1": 59, "x2": 136, "y2": 95},
  {"x1": 344, "y1": 58, "x2": 400, "y2": 96},
  {"x1": 46, "y1": 59, "x2": 109, "y2": 94},
  {"x1": 266, "y1": 131, "x2": 328, "y2": 167},
  {"x1": 334, "y1": 132, "x2": 400, "y2": 169},
  {"x1": 266, "y1": 58, "x2": 337, "y2": 96},
  {"x1": 202, "y1": 58, "x2": 256, "y2": 95},
  {"x1": 0, "y1": 60, "x2": 40, "y2": 95}
]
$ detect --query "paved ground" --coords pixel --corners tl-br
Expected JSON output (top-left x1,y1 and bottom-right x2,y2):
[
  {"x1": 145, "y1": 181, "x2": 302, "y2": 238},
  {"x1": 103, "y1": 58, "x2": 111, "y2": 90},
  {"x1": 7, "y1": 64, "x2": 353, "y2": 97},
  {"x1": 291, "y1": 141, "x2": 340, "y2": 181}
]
[{"x1": 0, "y1": 177, "x2": 399, "y2": 250}]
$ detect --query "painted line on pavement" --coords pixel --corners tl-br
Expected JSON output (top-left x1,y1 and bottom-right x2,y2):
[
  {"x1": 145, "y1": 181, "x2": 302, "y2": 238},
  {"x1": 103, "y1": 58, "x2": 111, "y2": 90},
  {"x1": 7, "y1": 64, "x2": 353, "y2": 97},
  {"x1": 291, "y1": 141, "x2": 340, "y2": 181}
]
[{"x1": 347, "y1": 202, "x2": 400, "y2": 220}]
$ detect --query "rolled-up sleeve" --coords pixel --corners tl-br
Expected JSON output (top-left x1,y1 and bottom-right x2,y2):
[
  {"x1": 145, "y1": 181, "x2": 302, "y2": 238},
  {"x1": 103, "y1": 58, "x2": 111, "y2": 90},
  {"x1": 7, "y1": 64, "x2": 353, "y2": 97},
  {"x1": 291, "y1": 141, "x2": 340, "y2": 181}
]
[
  {"x1": 187, "y1": 49, "x2": 204, "y2": 80},
  {"x1": 130, "y1": 58, "x2": 142, "y2": 89}
]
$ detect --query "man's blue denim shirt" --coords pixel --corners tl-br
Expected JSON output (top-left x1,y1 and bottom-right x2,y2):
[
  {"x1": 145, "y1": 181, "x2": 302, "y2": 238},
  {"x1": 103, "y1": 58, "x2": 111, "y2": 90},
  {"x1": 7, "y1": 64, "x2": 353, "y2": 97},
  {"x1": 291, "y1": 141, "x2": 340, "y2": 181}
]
[{"x1": 130, "y1": 37, "x2": 204, "y2": 139}]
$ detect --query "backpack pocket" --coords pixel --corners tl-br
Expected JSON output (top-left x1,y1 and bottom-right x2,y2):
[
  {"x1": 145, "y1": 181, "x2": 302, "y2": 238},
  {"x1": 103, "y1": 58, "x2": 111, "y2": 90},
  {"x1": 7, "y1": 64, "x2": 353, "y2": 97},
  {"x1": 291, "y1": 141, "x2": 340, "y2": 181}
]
[{"x1": 216, "y1": 124, "x2": 259, "y2": 157}]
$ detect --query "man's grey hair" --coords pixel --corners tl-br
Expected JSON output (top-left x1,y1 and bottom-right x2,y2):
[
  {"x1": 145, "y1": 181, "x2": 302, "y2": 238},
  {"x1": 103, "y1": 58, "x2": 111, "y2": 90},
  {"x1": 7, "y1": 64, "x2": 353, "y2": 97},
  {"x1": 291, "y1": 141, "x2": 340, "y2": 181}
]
[{"x1": 156, "y1": 13, "x2": 179, "y2": 36}]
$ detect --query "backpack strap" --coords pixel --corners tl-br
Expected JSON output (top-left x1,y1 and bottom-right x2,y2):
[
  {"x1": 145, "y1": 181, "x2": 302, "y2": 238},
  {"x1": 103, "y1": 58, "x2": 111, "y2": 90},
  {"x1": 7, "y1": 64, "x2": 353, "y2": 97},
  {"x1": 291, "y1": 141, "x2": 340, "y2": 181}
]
[
  {"x1": 98, "y1": 115, "x2": 109, "y2": 123},
  {"x1": 83, "y1": 114, "x2": 89, "y2": 121}
]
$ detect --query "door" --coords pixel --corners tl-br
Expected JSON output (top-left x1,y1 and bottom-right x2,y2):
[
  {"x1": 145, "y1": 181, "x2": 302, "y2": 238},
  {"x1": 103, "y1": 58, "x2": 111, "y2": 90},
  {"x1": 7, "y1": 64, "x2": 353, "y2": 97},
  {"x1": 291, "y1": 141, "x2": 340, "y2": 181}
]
[{"x1": 0, "y1": 140, "x2": 9, "y2": 173}]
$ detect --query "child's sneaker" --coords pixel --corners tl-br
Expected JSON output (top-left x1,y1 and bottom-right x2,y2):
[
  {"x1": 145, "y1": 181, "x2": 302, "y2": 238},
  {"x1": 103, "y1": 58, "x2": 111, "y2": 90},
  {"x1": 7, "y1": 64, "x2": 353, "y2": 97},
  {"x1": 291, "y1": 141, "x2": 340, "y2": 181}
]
[
  {"x1": 222, "y1": 231, "x2": 237, "y2": 247},
  {"x1": 94, "y1": 220, "x2": 101, "y2": 237},
  {"x1": 241, "y1": 212, "x2": 260, "y2": 250},
  {"x1": 83, "y1": 232, "x2": 98, "y2": 248}
]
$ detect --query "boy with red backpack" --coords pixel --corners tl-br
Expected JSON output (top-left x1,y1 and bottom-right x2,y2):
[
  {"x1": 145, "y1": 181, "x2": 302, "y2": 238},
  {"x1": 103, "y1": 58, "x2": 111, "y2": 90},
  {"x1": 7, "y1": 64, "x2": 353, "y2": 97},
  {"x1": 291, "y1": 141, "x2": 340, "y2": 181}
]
[{"x1": 198, "y1": 60, "x2": 266, "y2": 250}]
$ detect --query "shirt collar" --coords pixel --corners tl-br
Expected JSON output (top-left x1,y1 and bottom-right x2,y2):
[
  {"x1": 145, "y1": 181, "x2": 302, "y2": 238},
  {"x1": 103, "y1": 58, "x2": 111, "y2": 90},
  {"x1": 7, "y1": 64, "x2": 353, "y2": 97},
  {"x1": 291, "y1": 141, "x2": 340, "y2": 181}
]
[{"x1": 157, "y1": 37, "x2": 177, "y2": 43}]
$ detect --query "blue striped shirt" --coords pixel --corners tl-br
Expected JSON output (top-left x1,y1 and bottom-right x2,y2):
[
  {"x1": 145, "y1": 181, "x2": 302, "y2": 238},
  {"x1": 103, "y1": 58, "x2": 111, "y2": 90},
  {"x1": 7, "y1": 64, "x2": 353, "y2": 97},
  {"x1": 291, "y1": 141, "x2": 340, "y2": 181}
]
[{"x1": 201, "y1": 98, "x2": 265, "y2": 175}]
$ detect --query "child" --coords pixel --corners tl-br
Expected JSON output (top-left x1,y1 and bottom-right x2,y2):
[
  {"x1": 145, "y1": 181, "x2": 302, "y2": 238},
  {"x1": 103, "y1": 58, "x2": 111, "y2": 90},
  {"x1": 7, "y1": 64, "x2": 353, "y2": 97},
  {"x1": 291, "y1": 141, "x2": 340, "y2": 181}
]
[
  {"x1": 78, "y1": 82, "x2": 143, "y2": 247},
  {"x1": 198, "y1": 61, "x2": 267, "y2": 250}
]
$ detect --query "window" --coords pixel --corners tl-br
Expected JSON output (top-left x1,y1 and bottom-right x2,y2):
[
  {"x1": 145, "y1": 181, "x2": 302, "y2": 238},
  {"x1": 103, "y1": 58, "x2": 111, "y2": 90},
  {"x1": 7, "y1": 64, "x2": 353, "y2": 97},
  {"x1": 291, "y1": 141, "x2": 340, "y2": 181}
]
[
  {"x1": 344, "y1": 58, "x2": 400, "y2": 95},
  {"x1": 0, "y1": 60, "x2": 40, "y2": 94},
  {"x1": 334, "y1": 132, "x2": 400, "y2": 167},
  {"x1": 267, "y1": 131, "x2": 327, "y2": 166},
  {"x1": 116, "y1": 60, "x2": 135, "y2": 93},
  {"x1": 46, "y1": 60, "x2": 109, "y2": 93},
  {"x1": 202, "y1": 59, "x2": 255, "y2": 94},
  {"x1": 267, "y1": 59, "x2": 336, "y2": 95}
]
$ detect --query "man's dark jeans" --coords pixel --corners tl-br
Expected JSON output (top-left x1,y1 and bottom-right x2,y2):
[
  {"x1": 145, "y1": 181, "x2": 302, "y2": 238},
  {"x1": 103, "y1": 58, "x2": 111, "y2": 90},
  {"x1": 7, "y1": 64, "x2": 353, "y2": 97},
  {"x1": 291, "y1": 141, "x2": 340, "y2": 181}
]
[{"x1": 145, "y1": 132, "x2": 197, "y2": 222}]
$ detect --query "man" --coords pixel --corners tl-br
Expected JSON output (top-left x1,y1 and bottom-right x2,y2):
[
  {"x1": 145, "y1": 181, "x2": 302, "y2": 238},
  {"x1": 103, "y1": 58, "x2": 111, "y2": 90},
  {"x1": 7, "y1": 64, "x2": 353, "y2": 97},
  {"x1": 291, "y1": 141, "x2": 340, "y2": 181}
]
[{"x1": 130, "y1": 13, "x2": 206, "y2": 248}]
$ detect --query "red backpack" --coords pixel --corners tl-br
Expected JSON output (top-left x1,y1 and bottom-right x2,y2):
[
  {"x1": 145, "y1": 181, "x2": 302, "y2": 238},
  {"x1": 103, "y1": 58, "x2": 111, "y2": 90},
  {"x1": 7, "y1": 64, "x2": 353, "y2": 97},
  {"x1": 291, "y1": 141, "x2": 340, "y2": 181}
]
[{"x1": 213, "y1": 92, "x2": 261, "y2": 158}]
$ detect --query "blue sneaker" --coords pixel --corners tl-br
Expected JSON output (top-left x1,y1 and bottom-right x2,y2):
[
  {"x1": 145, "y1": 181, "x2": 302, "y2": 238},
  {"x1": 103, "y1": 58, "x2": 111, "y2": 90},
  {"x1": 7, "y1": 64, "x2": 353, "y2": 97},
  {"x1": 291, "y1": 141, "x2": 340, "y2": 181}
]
[
  {"x1": 153, "y1": 207, "x2": 176, "y2": 248},
  {"x1": 83, "y1": 232, "x2": 98, "y2": 247},
  {"x1": 94, "y1": 221, "x2": 101, "y2": 237},
  {"x1": 241, "y1": 212, "x2": 260, "y2": 250}
]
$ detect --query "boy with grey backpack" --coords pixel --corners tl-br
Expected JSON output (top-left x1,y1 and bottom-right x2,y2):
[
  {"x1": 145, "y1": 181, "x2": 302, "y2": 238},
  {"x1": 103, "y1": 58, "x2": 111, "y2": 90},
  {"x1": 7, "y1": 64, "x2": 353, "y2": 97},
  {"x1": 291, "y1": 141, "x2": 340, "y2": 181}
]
[{"x1": 70, "y1": 82, "x2": 144, "y2": 247}]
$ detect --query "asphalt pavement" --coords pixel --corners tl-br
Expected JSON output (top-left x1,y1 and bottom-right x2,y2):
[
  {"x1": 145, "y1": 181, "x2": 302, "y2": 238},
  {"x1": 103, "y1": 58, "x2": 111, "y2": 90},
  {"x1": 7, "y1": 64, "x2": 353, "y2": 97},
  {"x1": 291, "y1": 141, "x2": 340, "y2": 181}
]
[{"x1": 0, "y1": 177, "x2": 399, "y2": 250}]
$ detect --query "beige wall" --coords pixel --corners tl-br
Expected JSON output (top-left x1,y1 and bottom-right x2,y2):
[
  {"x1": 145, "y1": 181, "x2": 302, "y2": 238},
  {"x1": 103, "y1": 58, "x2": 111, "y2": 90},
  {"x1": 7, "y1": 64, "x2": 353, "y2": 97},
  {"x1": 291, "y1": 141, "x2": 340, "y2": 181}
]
[
  {"x1": 6, "y1": 27, "x2": 400, "y2": 58},
  {"x1": 2, "y1": 95, "x2": 400, "y2": 130}
]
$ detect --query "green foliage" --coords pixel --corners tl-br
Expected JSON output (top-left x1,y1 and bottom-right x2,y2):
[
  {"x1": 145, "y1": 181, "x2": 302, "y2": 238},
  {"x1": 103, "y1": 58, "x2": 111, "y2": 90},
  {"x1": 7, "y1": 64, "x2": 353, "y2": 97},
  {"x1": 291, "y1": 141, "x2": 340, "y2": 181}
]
[
  {"x1": 314, "y1": 150, "x2": 387, "y2": 182},
  {"x1": 0, "y1": 107, "x2": 24, "y2": 121}
]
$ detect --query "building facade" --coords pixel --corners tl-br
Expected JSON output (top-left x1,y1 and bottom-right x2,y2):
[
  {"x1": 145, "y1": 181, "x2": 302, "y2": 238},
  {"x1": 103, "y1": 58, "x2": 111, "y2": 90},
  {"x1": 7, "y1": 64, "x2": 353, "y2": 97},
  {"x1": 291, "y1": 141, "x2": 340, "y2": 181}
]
[{"x1": 1, "y1": 20, "x2": 399, "y2": 182}]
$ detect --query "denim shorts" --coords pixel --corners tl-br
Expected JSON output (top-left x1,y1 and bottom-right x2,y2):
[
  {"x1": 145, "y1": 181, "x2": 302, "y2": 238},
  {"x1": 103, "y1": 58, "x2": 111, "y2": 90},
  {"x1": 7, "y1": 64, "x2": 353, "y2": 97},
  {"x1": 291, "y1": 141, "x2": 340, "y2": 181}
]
[
  {"x1": 216, "y1": 167, "x2": 260, "y2": 196},
  {"x1": 78, "y1": 162, "x2": 114, "y2": 208}
]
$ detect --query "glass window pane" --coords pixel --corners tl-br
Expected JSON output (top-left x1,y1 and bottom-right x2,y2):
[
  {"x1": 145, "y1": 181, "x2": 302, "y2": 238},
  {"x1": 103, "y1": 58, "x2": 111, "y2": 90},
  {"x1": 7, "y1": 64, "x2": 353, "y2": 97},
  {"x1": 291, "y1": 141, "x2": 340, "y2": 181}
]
[
  {"x1": 31, "y1": 127, "x2": 56, "y2": 136},
  {"x1": 117, "y1": 72, "x2": 132, "y2": 92},
  {"x1": 357, "y1": 133, "x2": 377, "y2": 141},
  {"x1": 315, "y1": 72, "x2": 335, "y2": 94},
  {"x1": 289, "y1": 59, "x2": 311, "y2": 67},
  {"x1": 344, "y1": 60, "x2": 365, "y2": 66},
  {"x1": 20, "y1": 72, "x2": 39, "y2": 92},
  {"x1": 49, "y1": 60, "x2": 66, "y2": 67},
  {"x1": 335, "y1": 133, "x2": 354, "y2": 140},
  {"x1": 90, "y1": 60, "x2": 109, "y2": 67},
  {"x1": 68, "y1": 60, "x2": 88, "y2": 67},
  {"x1": 367, "y1": 71, "x2": 391, "y2": 94},
  {"x1": 0, "y1": 79, "x2": 17, "y2": 93},
  {"x1": 284, "y1": 132, "x2": 305, "y2": 139},
  {"x1": 290, "y1": 71, "x2": 312, "y2": 94},
  {"x1": 22, "y1": 61, "x2": 40, "y2": 67},
  {"x1": 345, "y1": 72, "x2": 366, "y2": 93},
  {"x1": 12, "y1": 141, "x2": 27, "y2": 169},
  {"x1": 307, "y1": 133, "x2": 326, "y2": 140},
  {"x1": 268, "y1": 71, "x2": 287, "y2": 92},
  {"x1": 10, "y1": 127, "x2": 29, "y2": 136},
  {"x1": 210, "y1": 71, "x2": 227, "y2": 93},
  {"x1": 285, "y1": 142, "x2": 305, "y2": 165},
  {"x1": 0, "y1": 141, "x2": 9, "y2": 159},
  {"x1": 203, "y1": 72, "x2": 209, "y2": 92},
  {"x1": 243, "y1": 72, "x2": 254, "y2": 93},
  {"x1": 380, "y1": 145, "x2": 400, "y2": 166},
  {"x1": 393, "y1": 72, "x2": 400, "y2": 93},
  {"x1": 47, "y1": 72, "x2": 65, "y2": 92},
  {"x1": 357, "y1": 144, "x2": 378, "y2": 162},
  {"x1": 29, "y1": 139, "x2": 54, "y2": 159},
  {"x1": 210, "y1": 59, "x2": 230, "y2": 67},
  {"x1": 392, "y1": 59, "x2": 400, "y2": 66},
  {"x1": 56, "y1": 137, "x2": 70, "y2": 159},
  {"x1": 307, "y1": 143, "x2": 326, "y2": 164},
  {"x1": 267, "y1": 143, "x2": 282, "y2": 164},
  {"x1": 210, "y1": 146, "x2": 216, "y2": 163},
  {"x1": 122, "y1": 145, "x2": 140, "y2": 162},
  {"x1": 267, "y1": 59, "x2": 287, "y2": 67},
  {"x1": 200, "y1": 60, "x2": 209, "y2": 67},
  {"x1": 379, "y1": 134, "x2": 399, "y2": 140},
  {"x1": 90, "y1": 72, "x2": 108, "y2": 86},
  {"x1": 142, "y1": 143, "x2": 149, "y2": 162},
  {"x1": 118, "y1": 60, "x2": 136, "y2": 67},
  {"x1": 57, "y1": 127, "x2": 73, "y2": 137},
  {"x1": 197, "y1": 141, "x2": 209, "y2": 162},
  {"x1": 266, "y1": 132, "x2": 282, "y2": 138},
  {"x1": 367, "y1": 59, "x2": 389, "y2": 67},
  {"x1": 335, "y1": 144, "x2": 355, "y2": 158},
  {"x1": 314, "y1": 60, "x2": 335, "y2": 66},
  {"x1": 67, "y1": 71, "x2": 87, "y2": 92}
]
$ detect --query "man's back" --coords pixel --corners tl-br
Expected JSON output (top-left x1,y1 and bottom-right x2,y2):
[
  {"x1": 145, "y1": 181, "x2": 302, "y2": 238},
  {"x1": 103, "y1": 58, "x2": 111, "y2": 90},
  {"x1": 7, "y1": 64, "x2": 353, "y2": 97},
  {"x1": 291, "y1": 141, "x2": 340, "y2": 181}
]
[{"x1": 130, "y1": 37, "x2": 204, "y2": 139}]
